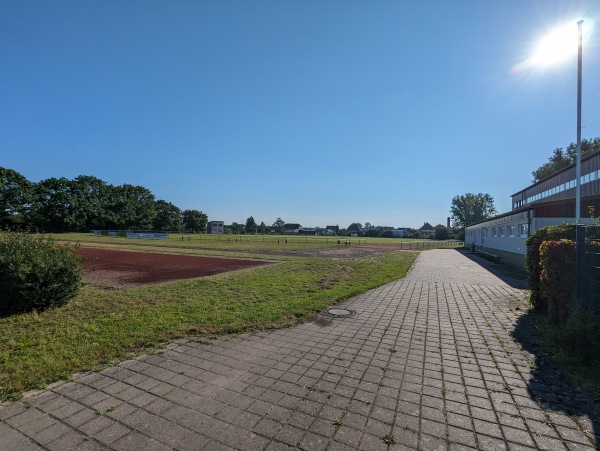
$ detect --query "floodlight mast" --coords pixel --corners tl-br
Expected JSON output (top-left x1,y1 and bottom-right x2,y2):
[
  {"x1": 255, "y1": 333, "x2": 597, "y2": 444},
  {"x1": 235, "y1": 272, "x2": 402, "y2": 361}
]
[{"x1": 575, "y1": 20, "x2": 583, "y2": 223}]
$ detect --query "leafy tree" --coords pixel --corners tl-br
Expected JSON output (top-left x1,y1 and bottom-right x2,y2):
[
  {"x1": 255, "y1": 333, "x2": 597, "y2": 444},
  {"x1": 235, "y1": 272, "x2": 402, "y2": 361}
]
[
  {"x1": 69, "y1": 175, "x2": 114, "y2": 231},
  {"x1": 28, "y1": 177, "x2": 76, "y2": 231},
  {"x1": 111, "y1": 184, "x2": 156, "y2": 229},
  {"x1": 182, "y1": 209, "x2": 207, "y2": 232},
  {"x1": 450, "y1": 193, "x2": 496, "y2": 229},
  {"x1": 258, "y1": 221, "x2": 267, "y2": 234},
  {"x1": 532, "y1": 137, "x2": 600, "y2": 182},
  {"x1": 230, "y1": 222, "x2": 245, "y2": 234},
  {"x1": 272, "y1": 217, "x2": 285, "y2": 234},
  {"x1": 434, "y1": 225, "x2": 449, "y2": 240},
  {"x1": 153, "y1": 200, "x2": 182, "y2": 231},
  {"x1": 245, "y1": 216, "x2": 258, "y2": 230},
  {"x1": 0, "y1": 167, "x2": 31, "y2": 225}
]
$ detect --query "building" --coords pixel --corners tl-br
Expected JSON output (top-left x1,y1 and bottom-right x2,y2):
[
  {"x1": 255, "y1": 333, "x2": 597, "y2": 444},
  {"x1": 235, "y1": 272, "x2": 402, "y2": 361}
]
[
  {"x1": 419, "y1": 222, "x2": 435, "y2": 237},
  {"x1": 284, "y1": 223, "x2": 302, "y2": 234},
  {"x1": 392, "y1": 229, "x2": 405, "y2": 238},
  {"x1": 325, "y1": 225, "x2": 339, "y2": 235},
  {"x1": 466, "y1": 150, "x2": 600, "y2": 266},
  {"x1": 347, "y1": 223, "x2": 362, "y2": 237},
  {"x1": 207, "y1": 221, "x2": 224, "y2": 234}
]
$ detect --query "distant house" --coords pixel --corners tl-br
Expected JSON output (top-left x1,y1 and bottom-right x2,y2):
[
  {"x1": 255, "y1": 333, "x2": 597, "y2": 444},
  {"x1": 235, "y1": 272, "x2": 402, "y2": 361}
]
[
  {"x1": 419, "y1": 222, "x2": 435, "y2": 237},
  {"x1": 326, "y1": 225, "x2": 339, "y2": 235},
  {"x1": 284, "y1": 223, "x2": 302, "y2": 234},
  {"x1": 207, "y1": 221, "x2": 224, "y2": 234},
  {"x1": 347, "y1": 223, "x2": 363, "y2": 237},
  {"x1": 299, "y1": 227, "x2": 317, "y2": 235}
]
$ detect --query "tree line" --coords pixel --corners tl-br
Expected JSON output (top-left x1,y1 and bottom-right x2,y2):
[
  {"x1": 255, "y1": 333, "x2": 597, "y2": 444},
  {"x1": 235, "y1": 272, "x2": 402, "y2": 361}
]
[
  {"x1": 532, "y1": 137, "x2": 600, "y2": 182},
  {"x1": 0, "y1": 167, "x2": 207, "y2": 232}
]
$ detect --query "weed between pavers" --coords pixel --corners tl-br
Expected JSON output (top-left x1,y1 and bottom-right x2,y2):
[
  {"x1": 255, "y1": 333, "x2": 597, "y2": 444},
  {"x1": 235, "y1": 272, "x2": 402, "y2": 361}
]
[{"x1": 382, "y1": 433, "x2": 396, "y2": 444}]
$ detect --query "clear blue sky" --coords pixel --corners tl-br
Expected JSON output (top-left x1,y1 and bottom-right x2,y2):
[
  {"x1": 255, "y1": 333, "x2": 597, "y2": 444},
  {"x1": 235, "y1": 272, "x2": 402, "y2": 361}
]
[{"x1": 2, "y1": 1, "x2": 599, "y2": 229}]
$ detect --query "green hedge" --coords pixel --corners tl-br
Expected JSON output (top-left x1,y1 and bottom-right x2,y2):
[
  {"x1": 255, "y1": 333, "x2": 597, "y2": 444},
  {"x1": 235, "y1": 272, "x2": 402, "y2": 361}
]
[
  {"x1": 0, "y1": 231, "x2": 82, "y2": 315},
  {"x1": 526, "y1": 224, "x2": 576, "y2": 310},
  {"x1": 540, "y1": 239, "x2": 575, "y2": 324}
]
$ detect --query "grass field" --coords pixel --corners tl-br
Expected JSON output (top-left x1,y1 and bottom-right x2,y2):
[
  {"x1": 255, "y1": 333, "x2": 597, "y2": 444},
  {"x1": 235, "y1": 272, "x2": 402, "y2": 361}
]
[
  {"x1": 0, "y1": 236, "x2": 420, "y2": 402},
  {"x1": 53, "y1": 232, "x2": 462, "y2": 256}
]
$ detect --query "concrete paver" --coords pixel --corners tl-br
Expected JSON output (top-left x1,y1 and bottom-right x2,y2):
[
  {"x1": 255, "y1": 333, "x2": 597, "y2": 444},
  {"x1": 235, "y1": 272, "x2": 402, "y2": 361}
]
[{"x1": 1, "y1": 249, "x2": 598, "y2": 450}]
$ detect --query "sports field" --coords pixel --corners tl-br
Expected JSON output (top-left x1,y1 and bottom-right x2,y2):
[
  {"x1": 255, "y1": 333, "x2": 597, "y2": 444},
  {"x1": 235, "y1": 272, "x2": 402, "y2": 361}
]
[
  {"x1": 56, "y1": 232, "x2": 462, "y2": 257},
  {"x1": 0, "y1": 233, "x2": 460, "y2": 401}
]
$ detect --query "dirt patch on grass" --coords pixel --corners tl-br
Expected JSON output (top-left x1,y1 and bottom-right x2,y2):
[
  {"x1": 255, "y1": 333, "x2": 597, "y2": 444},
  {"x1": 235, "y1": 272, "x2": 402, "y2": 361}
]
[{"x1": 78, "y1": 247, "x2": 271, "y2": 288}]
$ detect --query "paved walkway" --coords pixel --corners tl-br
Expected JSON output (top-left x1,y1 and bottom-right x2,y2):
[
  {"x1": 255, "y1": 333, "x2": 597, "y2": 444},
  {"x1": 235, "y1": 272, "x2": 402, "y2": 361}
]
[{"x1": 1, "y1": 249, "x2": 598, "y2": 450}]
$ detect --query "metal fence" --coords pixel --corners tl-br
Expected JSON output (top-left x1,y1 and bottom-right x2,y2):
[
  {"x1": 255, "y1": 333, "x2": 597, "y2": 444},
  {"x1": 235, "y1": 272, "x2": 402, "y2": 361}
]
[{"x1": 576, "y1": 224, "x2": 600, "y2": 307}]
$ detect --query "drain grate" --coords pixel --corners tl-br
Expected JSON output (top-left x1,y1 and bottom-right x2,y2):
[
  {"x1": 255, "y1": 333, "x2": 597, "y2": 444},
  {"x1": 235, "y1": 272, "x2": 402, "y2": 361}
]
[{"x1": 322, "y1": 307, "x2": 357, "y2": 319}]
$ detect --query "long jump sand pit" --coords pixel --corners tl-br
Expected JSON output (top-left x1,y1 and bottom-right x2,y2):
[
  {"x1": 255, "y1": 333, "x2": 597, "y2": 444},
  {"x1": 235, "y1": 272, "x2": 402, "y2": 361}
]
[{"x1": 77, "y1": 247, "x2": 271, "y2": 288}]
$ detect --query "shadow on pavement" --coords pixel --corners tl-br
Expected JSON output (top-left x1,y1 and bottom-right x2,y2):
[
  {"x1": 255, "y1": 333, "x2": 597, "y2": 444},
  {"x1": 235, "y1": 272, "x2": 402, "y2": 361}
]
[
  {"x1": 456, "y1": 248, "x2": 598, "y2": 446},
  {"x1": 512, "y1": 308, "x2": 600, "y2": 447},
  {"x1": 454, "y1": 249, "x2": 528, "y2": 290}
]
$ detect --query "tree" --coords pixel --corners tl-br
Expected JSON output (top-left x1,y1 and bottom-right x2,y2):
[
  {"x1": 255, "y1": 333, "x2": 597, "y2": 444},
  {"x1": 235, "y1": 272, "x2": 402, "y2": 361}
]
[
  {"x1": 230, "y1": 222, "x2": 244, "y2": 234},
  {"x1": 272, "y1": 217, "x2": 285, "y2": 234},
  {"x1": 111, "y1": 184, "x2": 156, "y2": 229},
  {"x1": 182, "y1": 209, "x2": 207, "y2": 232},
  {"x1": 258, "y1": 221, "x2": 267, "y2": 234},
  {"x1": 450, "y1": 193, "x2": 497, "y2": 229},
  {"x1": 434, "y1": 225, "x2": 449, "y2": 240},
  {"x1": 153, "y1": 200, "x2": 182, "y2": 231},
  {"x1": 28, "y1": 177, "x2": 76, "y2": 231},
  {"x1": 69, "y1": 175, "x2": 113, "y2": 231},
  {"x1": 0, "y1": 167, "x2": 31, "y2": 225},
  {"x1": 532, "y1": 137, "x2": 600, "y2": 182},
  {"x1": 245, "y1": 216, "x2": 258, "y2": 230}
]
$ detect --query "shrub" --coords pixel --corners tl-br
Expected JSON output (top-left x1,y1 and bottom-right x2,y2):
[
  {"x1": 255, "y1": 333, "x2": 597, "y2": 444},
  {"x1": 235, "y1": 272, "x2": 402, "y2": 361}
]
[
  {"x1": 558, "y1": 301, "x2": 600, "y2": 362},
  {"x1": 0, "y1": 231, "x2": 82, "y2": 315},
  {"x1": 539, "y1": 239, "x2": 575, "y2": 325},
  {"x1": 525, "y1": 223, "x2": 576, "y2": 310}
]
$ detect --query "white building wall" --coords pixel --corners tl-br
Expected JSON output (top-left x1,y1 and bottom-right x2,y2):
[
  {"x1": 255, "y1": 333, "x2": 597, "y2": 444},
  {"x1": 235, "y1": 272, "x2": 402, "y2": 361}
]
[
  {"x1": 466, "y1": 215, "x2": 591, "y2": 260},
  {"x1": 465, "y1": 217, "x2": 529, "y2": 256}
]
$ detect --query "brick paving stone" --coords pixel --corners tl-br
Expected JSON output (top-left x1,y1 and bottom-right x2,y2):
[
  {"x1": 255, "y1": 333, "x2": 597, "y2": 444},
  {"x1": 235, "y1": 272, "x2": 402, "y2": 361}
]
[
  {"x1": 2, "y1": 249, "x2": 600, "y2": 450},
  {"x1": 92, "y1": 421, "x2": 130, "y2": 444},
  {"x1": 45, "y1": 430, "x2": 89, "y2": 451}
]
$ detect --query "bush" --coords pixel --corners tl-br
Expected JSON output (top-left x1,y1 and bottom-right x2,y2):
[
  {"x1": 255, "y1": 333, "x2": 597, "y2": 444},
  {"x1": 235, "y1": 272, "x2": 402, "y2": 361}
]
[
  {"x1": 525, "y1": 223, "x2": 576, "y2": 310},
  {"x1": 558, "y1": 302, "x2": 600, "y2": 362},
  {"x1": 539, "y1": 239, "x2": 575, "y2": 325},
  {"x1": 0, "y1": 231, "x2": 82, "y2": 315}
]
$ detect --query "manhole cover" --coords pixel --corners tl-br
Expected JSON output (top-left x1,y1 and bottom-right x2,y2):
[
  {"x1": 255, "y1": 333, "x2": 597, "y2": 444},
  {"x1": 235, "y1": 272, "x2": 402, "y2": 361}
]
[{"x1": 322, "y1": 308, "x2": 357, "y2": 318}]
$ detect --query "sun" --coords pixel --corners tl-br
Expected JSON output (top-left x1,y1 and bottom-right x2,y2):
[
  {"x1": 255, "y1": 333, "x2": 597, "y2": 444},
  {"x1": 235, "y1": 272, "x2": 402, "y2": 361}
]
[
  {"x1": 530, "y1": 23, "x2": 579, "y2": 67},
  {"x1": 510, "y1": 19, "x2": 594, "y2": 74}
]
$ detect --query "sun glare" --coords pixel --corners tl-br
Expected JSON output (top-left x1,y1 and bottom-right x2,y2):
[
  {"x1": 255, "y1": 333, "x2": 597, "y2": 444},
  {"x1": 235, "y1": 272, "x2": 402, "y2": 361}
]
[
  {"x1": 510, "y1": 19, "x2": 594, "y2": 74},
  {"x1": 531, "y1": 24, "x2": 578, "y2": 67}
]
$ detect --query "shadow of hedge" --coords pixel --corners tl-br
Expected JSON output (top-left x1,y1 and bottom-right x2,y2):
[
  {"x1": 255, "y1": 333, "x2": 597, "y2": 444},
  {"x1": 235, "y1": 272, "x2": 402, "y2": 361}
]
[{"x1": 512, "y1": 309, "x2": 600, "y2": 447}]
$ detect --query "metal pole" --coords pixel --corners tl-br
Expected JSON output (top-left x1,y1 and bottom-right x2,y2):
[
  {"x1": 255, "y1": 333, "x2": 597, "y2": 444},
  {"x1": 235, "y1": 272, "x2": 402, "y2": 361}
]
[{"x1": 575, "y1": 20, "x2": 583, "y2": 223}]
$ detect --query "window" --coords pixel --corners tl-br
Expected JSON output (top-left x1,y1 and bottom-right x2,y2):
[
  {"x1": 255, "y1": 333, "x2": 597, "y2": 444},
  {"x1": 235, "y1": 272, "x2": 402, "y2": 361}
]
[
  {"x1": 519, "y1": 224, "x2": 528, "y2": 237},
  {"x1": 507, "y1": 225, "x2": 515, "y2": 237},
  {"x1": 492, "y1": 228, "x2": 496, "y2": 237},
  {"x1": 498, "y1": 227, "x2": 504, "y2": 237}
]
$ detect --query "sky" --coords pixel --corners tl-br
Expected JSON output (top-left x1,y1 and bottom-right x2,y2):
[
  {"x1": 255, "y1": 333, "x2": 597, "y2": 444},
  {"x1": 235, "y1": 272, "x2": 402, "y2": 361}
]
[{"x1": 2, "y1": 1, "x2": 600, "y2": 229}]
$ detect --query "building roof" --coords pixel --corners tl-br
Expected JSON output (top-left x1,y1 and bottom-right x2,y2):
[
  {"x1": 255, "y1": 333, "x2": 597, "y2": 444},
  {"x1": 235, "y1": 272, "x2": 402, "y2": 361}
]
[
  {"x1": 511, "y1": 149, "x2": 600, "y2": 197},
  {"x1": 419, "y1": 222, "x2": 434, "y2": 232}
]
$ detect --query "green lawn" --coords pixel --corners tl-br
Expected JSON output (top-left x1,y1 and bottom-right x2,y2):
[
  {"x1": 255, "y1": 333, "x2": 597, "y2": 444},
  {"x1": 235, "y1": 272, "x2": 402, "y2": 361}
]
[{"x1": 0, "y1": 246, "x2": 417, "y2": 402}]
